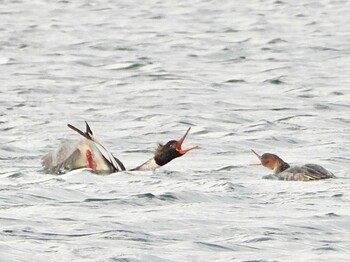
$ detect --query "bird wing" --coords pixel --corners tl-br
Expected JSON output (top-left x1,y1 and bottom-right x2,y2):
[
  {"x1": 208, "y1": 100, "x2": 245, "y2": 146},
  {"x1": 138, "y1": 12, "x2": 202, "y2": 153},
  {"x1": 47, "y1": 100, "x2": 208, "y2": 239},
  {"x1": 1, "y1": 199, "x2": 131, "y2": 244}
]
[
  {"x1": 42, "y1": 140, "x2": 82, "y2": 174},
  {"x1": 302, "y1": 164, "x2": 335, "y2": 180},
  {"x1": 67, "y1": 122, "x2": 125, "y2": 171},
  {"x1": 277, "y1": 164, "x2": 334, "y2": 181},
  {"x1": 92, "y1": 139, "x2": 126, "y2": 171}
]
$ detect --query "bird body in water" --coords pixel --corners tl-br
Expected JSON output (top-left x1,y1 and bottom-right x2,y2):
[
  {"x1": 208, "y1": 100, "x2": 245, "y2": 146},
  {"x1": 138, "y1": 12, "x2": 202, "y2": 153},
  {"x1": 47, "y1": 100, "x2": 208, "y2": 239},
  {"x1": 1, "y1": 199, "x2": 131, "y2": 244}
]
[
  {"x1": 42, "y1": 122, "x2": 197, "y2": 174},
  {"x1": 251, "y1": 149, "x2": 335, "y2": 181}
]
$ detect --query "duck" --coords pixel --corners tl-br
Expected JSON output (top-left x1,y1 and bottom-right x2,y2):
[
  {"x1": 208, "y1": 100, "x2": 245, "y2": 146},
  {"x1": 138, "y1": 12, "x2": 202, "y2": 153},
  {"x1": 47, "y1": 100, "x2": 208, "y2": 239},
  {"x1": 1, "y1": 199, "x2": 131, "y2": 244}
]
[
  {"x1": 42, "y1": 122, "x2": 197, "y2": 174},
  {"x1": 131, "y1": 127, "x2": 197, "y2": 171},
  {"x1": 251, "y1": 149, "x2": 335, "y2": 181}
]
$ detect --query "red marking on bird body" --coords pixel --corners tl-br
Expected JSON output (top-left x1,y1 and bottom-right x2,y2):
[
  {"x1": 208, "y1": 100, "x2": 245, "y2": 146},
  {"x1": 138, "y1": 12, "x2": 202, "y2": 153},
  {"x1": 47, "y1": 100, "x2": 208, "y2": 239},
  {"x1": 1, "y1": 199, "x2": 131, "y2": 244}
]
[{"x1": 86, "y1": 149, "x2": 97, "y2": 170}]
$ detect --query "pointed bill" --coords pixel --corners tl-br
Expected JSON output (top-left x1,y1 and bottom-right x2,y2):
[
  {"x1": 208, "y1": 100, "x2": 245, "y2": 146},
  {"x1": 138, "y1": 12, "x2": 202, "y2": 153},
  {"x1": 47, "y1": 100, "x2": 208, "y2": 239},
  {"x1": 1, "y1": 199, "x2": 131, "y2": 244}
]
[
  {"x1": 250, "y1": 149, "x2": 262, "y2": 166},
  {"x1": 251, "y1": 149, "x2": 262, "y2": 160},
  {"x1": 176, "y1": 127, "x2": 198, "y2": 155}
]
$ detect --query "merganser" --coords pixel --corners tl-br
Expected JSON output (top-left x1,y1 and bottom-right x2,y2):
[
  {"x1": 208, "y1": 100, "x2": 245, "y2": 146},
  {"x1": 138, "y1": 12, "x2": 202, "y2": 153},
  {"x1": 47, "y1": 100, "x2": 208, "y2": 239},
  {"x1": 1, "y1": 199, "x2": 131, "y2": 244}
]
[
  {"x1": 42, "y1": 122, "x2": 197, "y2": 174},
  {"x1": 251, "y1": 149, "x2": 335, "y2": 181},
  {"x1": 42, "y1": 122, "x2": 125, "y2": 174},
  {"x1": 131, "y1": 127, "x2": 197, "y2": 171}
]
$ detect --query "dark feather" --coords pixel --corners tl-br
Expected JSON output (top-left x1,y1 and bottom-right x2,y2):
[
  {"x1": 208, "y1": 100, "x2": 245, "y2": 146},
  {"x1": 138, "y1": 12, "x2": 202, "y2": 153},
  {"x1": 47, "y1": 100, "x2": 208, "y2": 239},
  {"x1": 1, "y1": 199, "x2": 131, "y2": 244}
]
[{"x1": 302, "y1": 164, "x2": 335, "y2": 180}]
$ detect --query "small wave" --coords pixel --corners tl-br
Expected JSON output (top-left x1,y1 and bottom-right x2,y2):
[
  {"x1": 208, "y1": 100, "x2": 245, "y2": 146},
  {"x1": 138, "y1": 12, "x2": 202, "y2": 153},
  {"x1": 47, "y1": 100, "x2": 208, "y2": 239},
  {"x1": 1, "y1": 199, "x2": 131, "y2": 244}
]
[
  {"x1": 133, "y1": 192, "x2": 178, "y2": 202},
  {"x1": 109, "y1": 257, "x2": 141, "y2": 262},
  {"x1": 194, "y1": 241, "x2": 235, "y2": 251},
  {"x1": 207, "y1": 181, "x2": 243, "y2": 192},
  {"x1": 107, "y1": 63, "x2": 145, "y2": 71},
  {"x1": 147, "y1": 73, "x2": 178, "y2": 81},
  {"x1": 83, "y1": 197, "x2": 121, "y2": 202},
  {"x1": 313, "y1": 246, "x2": 337, "y2": 251},
  {"x1": 90, "y1": 43, "x2": 134, "y2": 51},
  {"x1": 3, "y1": 227, "x2": 147, "y2": 240},
  {"x1": 158, "y1": 193, "x2": 179, "y2": 201},
  {"x1": 6, "y1": 172, "x2": 24, "y2": 178},
  {"x1": 330, "y1": 91, "x2": 344, "y2": 96},
  {"x1": 134, "y1": 192, "x2": 156, "y2": 199},
  {"x1": 325, "y1": 212, "x2": 340, "y2": 217},
  {"x1": 263, "y1": 78, "x2": 285, "y2": 85},
  {"x1": 224, "y1": 79, "x2": 246, "y2": 84},
  {"x1": 244, "y1": 237, "x2": 274, "y2": 243},
  {"x1": 242, "y1": 259, "x2": 275, "y2": 262},
  {"x1": 332, "y1": 193, "x2": 343, "y2": 198},
  {"x1": 310, "y1": 46, "x2": 340, "y2": 52},
  {"x1": 216, "y1": 165, "x2": 240, "y2": 171},
  {"x1": 267, "y1": 38, "x2": 288, "y2": 44}
]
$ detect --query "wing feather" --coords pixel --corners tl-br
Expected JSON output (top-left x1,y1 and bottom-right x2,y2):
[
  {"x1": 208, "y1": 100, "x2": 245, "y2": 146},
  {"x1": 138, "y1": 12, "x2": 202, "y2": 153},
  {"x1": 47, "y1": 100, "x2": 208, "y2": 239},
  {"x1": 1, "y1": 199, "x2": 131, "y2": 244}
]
[
  {"x1": 67, "y1": 122, "x2": 125, "y2": 171},
  {"x1": 42, "y1": 140, "x2": 82, "y2": 174},
  {"x1": 302, "y1": 164, "x2": 335, "y2": 180}
]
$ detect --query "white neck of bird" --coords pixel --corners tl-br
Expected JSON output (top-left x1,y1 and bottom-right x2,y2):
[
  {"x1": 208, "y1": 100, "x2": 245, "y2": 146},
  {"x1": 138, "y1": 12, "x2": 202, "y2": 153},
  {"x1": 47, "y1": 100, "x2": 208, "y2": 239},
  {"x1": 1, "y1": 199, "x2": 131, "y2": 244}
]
[
  {"x1": 132, "y1": 158, "x2": 160, "y2": 171},
  {"x1": 273, "y1": 165, "x2": 280, "y2": 174}
]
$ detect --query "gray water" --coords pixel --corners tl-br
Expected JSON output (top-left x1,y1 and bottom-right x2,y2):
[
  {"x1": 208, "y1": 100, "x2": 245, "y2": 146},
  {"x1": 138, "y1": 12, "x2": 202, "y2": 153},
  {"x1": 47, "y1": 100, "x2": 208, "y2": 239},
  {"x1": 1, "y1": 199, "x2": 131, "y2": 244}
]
[{"x1": 1, "y1": 0, "x2": 350, "y2": 261}]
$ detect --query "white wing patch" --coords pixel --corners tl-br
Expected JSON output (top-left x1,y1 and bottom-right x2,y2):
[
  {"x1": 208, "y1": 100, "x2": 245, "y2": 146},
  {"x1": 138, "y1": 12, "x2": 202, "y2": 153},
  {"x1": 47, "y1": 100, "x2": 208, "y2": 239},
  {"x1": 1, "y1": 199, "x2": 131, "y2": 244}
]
[
  {"x1": 68, "y1": 122, "x2": 125, "y2": 171},
  {"x1": 90, "y1": 136, "x2": 125, "y2": 171}
]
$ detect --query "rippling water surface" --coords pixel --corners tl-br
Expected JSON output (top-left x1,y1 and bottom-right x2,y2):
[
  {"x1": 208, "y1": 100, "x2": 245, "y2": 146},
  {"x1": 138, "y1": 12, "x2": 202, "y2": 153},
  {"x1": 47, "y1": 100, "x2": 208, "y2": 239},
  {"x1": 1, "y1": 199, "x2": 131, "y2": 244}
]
[{"x1": 1, "y1": 0, "x2": 350, "y2": 261}]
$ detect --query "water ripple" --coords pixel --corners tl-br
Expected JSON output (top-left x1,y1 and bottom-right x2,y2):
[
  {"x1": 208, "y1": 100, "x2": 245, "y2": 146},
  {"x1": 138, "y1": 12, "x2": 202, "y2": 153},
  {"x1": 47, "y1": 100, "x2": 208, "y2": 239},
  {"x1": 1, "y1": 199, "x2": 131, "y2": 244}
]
[{"x1": 1, "y1": 0, "x2": 349, "y2": 261}]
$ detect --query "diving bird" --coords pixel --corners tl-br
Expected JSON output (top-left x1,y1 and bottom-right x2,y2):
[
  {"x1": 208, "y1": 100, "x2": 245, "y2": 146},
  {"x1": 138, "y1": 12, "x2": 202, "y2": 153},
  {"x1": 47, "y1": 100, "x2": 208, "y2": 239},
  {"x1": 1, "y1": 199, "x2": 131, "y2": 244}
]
[
  {"x1": 42, "y1": 122, "x2": 197, "y2": 174},
  {"x1": 42, "y1": 122, "x2": 125, "y2": 174},
  {"x1": 251, "y1": 149, "x2": 335, "y2": 181}
]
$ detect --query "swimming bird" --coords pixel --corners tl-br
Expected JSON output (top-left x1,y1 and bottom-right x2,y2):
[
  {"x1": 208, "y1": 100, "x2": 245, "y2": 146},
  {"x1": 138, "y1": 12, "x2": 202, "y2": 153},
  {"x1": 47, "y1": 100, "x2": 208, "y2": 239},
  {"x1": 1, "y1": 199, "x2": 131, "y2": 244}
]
[
  {"x1": 251, "y1": 149, "x2": 335, "y2": 181},
  {"x1": 131, "y1": 127, "x2": 197, "y2": 171},
  {"x1": 42, "y1": 122, "x2": 197, "y2": 174}
]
